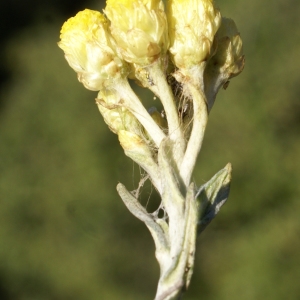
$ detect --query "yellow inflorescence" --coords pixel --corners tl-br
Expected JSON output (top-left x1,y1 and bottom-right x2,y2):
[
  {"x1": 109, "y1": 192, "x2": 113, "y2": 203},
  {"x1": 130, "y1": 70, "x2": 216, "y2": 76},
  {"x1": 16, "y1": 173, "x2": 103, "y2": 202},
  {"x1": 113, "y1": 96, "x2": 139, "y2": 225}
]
[
  {"x1": 58, "y1": 9, "x2": 126, "y2": 91},
  {"x1": 167, "y1": 0, "x2": 221, "y2": 69},
  {"x1": 58, "y1": 2, "x2": 243, "y2": 96},
  {"x1": 209, "y1": 17, "x2": 244, "y2": 78},
  {"x1": 105, "y1": 0, "x2": 168, "y2": 65},
  {"x1": 96, "y1": 89, "x2": 141, "y2": 135}
]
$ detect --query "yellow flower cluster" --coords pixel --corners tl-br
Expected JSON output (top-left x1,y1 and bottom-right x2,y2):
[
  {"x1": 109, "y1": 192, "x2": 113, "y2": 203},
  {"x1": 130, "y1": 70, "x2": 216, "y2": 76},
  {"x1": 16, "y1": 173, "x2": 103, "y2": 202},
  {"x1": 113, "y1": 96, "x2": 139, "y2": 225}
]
[
  {"x1": 58, "y1": 0, "x2": 244, "y2": 145},
  {"x1": 59, "y1": 1, "x2": 243, "y2": 89}
]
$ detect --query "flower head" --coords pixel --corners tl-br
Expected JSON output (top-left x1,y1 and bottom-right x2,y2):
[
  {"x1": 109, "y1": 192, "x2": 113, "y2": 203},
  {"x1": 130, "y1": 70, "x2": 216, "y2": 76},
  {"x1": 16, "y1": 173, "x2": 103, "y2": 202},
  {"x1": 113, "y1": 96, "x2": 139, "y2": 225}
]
[
  {"x1": 96, "y1": 89, "x2": 141, "y2": 135},
  {"x1": 204, "y1": 17, "x2": 245, "y2": 110},
  {"x1": 167, "y1": 0, "x2": 221, "y2": 69},
  {"x1": 212, "y1": 17, "x2": 244, "y2": 77},
  {"x1": 58, "y1": 9, "x2": 127, "y2": 91},
  {"x1": 105, "y1": 0, "x2": 169, "y2": 65}
]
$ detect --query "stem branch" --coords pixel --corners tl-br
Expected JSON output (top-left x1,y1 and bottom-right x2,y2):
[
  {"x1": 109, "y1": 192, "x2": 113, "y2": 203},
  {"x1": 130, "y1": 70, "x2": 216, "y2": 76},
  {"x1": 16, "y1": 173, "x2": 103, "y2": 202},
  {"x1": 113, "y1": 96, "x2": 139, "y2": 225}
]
[
  {"x1": 147, "y1": 62, "x2": 186, "y2": 164},
  {"x1": 180, "y1": 82, "x2": 208, "y2": 186},
  {"x1": 115, "y1": 79, "x2": 166, "y2": 147}
]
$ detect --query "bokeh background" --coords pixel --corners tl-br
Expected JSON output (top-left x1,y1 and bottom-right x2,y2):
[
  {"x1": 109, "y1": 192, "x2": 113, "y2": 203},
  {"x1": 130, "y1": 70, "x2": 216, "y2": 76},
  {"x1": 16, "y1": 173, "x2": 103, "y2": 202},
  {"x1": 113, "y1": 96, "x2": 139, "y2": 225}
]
[{"x1": 1, "y1": 0, "x2": 300, "y2": 299}]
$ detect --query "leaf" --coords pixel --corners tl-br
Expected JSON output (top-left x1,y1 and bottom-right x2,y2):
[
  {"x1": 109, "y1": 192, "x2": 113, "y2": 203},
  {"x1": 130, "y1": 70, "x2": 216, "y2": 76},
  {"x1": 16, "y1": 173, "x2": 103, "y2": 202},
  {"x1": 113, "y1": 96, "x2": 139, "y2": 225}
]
[
  {"x1": 116, "y1": 183, "x2": 169, "y2": 254},
  {"x1": 197, "y1": 163, "x2": 232, "y2": 233}
]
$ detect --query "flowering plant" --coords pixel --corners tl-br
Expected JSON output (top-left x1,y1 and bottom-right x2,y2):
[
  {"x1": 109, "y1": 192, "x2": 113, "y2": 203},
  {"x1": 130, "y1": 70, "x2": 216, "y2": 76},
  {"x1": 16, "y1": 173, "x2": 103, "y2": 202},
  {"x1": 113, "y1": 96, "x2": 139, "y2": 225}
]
[{"x1": 58, "y1": 1, "x2": 244, "y2": 299}]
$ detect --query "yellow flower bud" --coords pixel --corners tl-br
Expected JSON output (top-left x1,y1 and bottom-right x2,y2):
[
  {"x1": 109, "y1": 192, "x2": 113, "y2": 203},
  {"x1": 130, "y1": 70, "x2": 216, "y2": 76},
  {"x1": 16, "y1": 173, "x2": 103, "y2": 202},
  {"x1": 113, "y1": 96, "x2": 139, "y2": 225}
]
[
  {"x1": 118, "y1": 130, "x2": 153, "y2": 158},
  {"x1": 96, "y1": 89, "x2": 141, "y2": 135},
  {"x1": 211, "y1": 17, "x2": 244, "y2": 77},
  {"x1": 204, "y1": 17, "x2": 245, "y2": 110},
  {"x1": 167, "y1": 0, "x2": 221, "y2": 69},
  {"x1": 58, "y1": 9, "x2": 127, "y2": 91},
  {"x1": 105, "y1": 0, "x2": 169, "y2": 65}
]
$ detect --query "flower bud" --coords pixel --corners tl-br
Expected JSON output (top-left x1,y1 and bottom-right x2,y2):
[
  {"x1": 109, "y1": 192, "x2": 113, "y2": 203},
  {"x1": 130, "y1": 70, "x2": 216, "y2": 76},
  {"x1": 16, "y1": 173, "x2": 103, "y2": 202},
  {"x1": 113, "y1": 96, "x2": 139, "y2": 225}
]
[
  {"x1": 96, "y1": 89, "x2": 142, "y2": 135},
  {"x1": 58, "y1": 9, "x2": 127, "y2": 91},
  {"x1": 204, "y1": 17, "x2": 245, "y2": 110},
  {"x1": 105, "y1": 0, "x2": 169, "y2": 65},
  {"x1": 167, "y1": 0, "x2": 221, "y2": 69},
  {"x1": 212, "y1": 17, "x2": 244, "y2": 78},
  {"x1": 118, "y1": 130, "x2": 153, "y2": 158}
]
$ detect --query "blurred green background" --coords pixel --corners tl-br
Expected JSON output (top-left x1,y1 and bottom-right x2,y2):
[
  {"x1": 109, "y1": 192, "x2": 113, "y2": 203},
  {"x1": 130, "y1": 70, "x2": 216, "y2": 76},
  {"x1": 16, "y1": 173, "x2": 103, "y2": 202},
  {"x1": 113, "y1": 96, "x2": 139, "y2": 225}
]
[{"x1": 0, "y1": 0, "x2": 299, "y2": 299}]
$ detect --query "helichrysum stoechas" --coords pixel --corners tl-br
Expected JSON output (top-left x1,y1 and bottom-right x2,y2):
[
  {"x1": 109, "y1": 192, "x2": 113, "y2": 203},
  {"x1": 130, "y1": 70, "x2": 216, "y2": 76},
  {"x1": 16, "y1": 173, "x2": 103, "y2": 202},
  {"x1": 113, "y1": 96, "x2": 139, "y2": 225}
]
[
  {"x1": 58, "y1": 9, "x2": 127, "y2": 91},
  {"x1": 58, "y1": 1, "x2": 244, "y2": 299},
  {"x1": 105, "y1": 0, "x2": 169, "y2": 65}
]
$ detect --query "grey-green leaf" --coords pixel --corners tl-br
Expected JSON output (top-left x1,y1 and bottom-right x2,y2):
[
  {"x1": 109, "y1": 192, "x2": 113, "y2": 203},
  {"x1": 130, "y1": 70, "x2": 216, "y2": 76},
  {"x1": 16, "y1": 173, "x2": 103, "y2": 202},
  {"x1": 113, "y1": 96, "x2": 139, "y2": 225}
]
[{"x1": 197, "y1": 163, "x2": 232, "y2": 233}]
